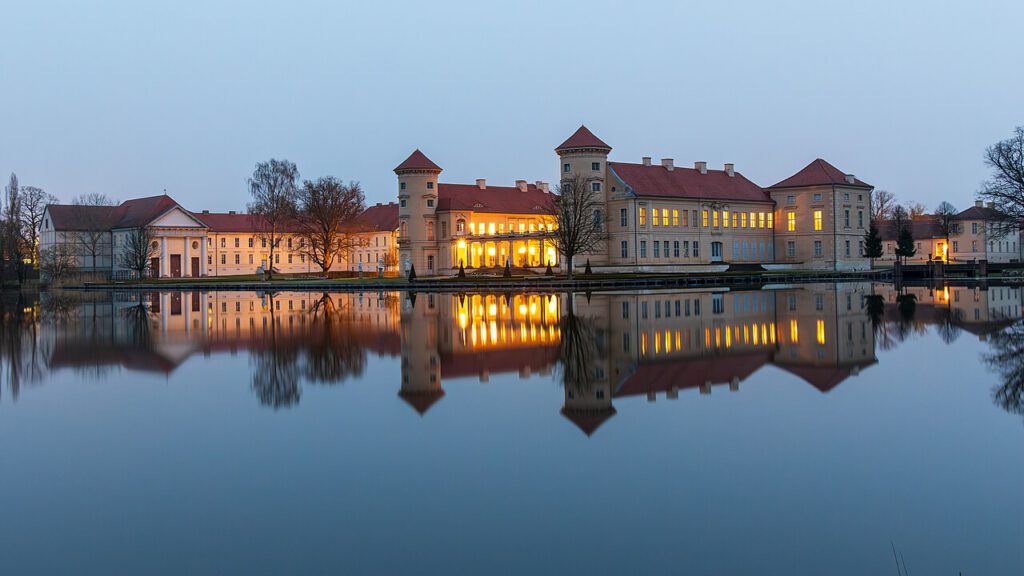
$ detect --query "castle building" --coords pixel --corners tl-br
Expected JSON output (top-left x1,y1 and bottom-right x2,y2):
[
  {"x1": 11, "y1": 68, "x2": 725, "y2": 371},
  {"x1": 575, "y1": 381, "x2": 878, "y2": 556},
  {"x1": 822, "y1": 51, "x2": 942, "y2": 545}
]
[{"x1": 398, "y1": 126, "x2": 874, "y2": 276}]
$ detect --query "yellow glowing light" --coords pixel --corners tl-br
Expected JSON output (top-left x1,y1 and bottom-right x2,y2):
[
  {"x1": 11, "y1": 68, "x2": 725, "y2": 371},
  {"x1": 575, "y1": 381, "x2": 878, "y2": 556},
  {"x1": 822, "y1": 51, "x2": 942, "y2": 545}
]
[
  {"x1": 790, "y1": 320, "x2": 799, "y2": 343},
  {"x1": 529, "y1": 303, "x2": 537, "y2": 315},
  {"x1": 487, "y1": 246, "x2": 496, "y2": 256},
  {"x1": 547, "y1": 296, "x2": 557, "y2": 314},
  {"x1": 518, "y1": 304, "x2": 527, "y2": 315},
  {"x1": 518, "y1": 246, "x2": 526, "y2": 254},
  {"x1": 459, "y1": 312, "x2": 467, "y2": 329},
  {"x1": 457, "y1": 239, "x2": 466, "y2": 248},
  {"x1": 489, "y1": 304, "x2": 497, "y2": 316},
  {"x1": 528, "y1": 246, "x2": 536, "y2": 255},
  {"x1": 816, "y1": 320, "x2": 826, "y2": 345}
]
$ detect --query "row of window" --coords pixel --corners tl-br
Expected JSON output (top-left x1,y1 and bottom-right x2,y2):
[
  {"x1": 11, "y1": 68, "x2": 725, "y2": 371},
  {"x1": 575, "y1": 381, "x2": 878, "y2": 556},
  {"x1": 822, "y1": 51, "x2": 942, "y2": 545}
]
[
  {"x1": 207, "y1": 253, "x2": 307, "y2": 266},
  {"x1": 628, "y1": 207, "x2": 775, "y2": 230}
]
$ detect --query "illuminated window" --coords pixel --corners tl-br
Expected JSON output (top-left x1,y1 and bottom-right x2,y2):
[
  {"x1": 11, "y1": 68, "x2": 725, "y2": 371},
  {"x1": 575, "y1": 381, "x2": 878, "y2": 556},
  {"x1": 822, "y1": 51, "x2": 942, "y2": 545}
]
[
  {"x1": 672, "y1": 209, "x2": 679, "y2": 226},
  {"x1": 767, "y1": 212, "x2": 774, "y2": 229},
  {"x1": 653, "y1": 208, "x2": 660, "y2": 226},
  {"x1": 722, "y1": 210, "x2": 729, "y2": 227},
  {"x1": 731, "y1": 212, "x2": 738, "y2": 227},
  {"x1": 702, "y1": 210, "x2": 709, "y2": 227},
  {"x1": 662, "y1": 209, "x2": 669, "y2": 227},
  {"x1": 816, "y1": 320, "x2": 826, "y2": 345},
  {"x1": 813, "y1": 210, "x2": 823, "y2": 231},
  {"x1": 639, "y1": 208, "x2": 646, "y2": 226},
  {"x1": 741, "y1": 212, "x2": 748, "y2": 228},
  {"x1": 749, "y1": 212, "x2": 756, "y2": 228},
  {"x1": 790, "y1": 319, "x2": 799, "y2": 343},
  {"x1": 787, "y1": 212, "x2": 796, "y2": 231},
  {"x1": 712, "y1": 211, "x2": 719, "y2": 227},
  {"x1": 758, "y1": 212, "x2": 766, "y2": 228}
]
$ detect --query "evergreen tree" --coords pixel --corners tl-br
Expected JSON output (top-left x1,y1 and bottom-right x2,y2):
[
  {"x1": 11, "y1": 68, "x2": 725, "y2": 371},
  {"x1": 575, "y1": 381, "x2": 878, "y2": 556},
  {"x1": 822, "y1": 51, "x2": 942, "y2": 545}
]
[
  {"x1": 864, "y1": 223, "x2": 883, "y2": 259},
  {"x1": 408, "y1": 263, "x2": 417, "y2": 282},
  {"x1": 457, "y1": 261, "x2": 466, "y2": 278},
  {"x1": 896, "y1": 224, "x2": 916, "y2": 265},
  {"x1": 584, "y1": 259, "x2": 593, "y2": 275}
]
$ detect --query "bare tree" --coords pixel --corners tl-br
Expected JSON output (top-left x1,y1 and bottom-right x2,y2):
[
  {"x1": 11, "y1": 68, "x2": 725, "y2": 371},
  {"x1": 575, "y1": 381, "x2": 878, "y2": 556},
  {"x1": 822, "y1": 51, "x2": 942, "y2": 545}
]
[
  {"x1": 3, "y1": 177, "x2": 24, "y2": 283},
  {"x1": 295, "y1": 177, "x2": 365, "y2": 274},
  {"x1": 71, "y1": 193, "x2": 116, "y2": 272},
  {"x1": 548, "y1": 174, "x2": 606, "y2": 278},
  {"x1": 934, "y1": 201, "x2": 959, "y2": 258},
  {"x1": 247, "y1": 159, "x2": 299, "y2": 280},
  {"x1": 978, "y1": 126, "x2": 1024, "y2": 236},
  {"x1": 907, "y1": 201, "x2": 928, "y2": 219},
  {"x1": 39, "y1": 245, "x2": 76, "y2": 284},
  {"x1": 871, "y1": 189, "x2": 897, "y2": 223},
  {"x1": 19, "y1": 186, "x2": 57, "y2": 269},
  {"x1": 117, "y1": 227, "x2": 159, "y2": 281}
]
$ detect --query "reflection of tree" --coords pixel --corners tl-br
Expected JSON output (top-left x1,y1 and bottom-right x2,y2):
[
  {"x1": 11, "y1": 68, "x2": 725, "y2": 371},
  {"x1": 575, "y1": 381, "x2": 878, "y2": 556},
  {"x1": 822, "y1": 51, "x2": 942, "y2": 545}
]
[
  {"x1": 558, "y1": 303, "x2": 600, "y2": 395},
  {"x1": 250, "y1": 292, "x2": 301, "y2": 409},
  {"x1": 984, "y1": 321, "x2": 1024, "y2": 418},
  {"x1": 121, "y1": 298, "x2": 153, "y2": 349},
  {"x1": 303, "y1": 293, "x2": 365, "y2": 384},
  {"x1": 894, "y1": 292, "x2": 918, "y2": 343}
]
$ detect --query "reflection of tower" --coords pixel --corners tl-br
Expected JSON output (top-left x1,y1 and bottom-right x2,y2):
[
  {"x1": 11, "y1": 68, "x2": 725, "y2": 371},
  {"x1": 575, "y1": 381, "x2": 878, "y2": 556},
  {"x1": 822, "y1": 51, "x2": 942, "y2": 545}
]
[
  {"x1": 396, "y1": 150, "x2": 442, "y2": 276},
  {"x1": 555, "y1": 126, "x2": 612, "y2": 267},
  {"x1": 560, "y1": 293, "x2": 615, "y2": 436},
  {"x1": 399, "y1": 292, "x2": 444, "y2": 415}
]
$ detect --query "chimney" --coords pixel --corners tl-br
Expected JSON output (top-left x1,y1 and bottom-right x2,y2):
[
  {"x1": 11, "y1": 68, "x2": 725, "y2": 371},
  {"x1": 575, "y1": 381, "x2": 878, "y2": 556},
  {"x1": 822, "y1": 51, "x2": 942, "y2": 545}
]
[
  {"x1": 476, "y1": 178, "x2": 486, "y2": 189},
  {"x1": 845, "y1": 174, "x2": 856, "y2": 184},
  {"x1": 694, "y1": 161, "x2": 707, "y2": 174},
  {"x1": 228, "y1": 210, "x2": 236, "y2": 215},
  {"x1": 724, "y1": 163, "x2": 735, "y2": 177},
  {"x1": 202, "y1": 209, "x2": 210, "y2": 214},
  {"x1": 661, "y1": 158, "x2": 674, "y2": 171},
  {"x1": 975, "y1": 200, "x2": 984, "y2": 208},
  {"x1": 516, "y1": 180, "x2": 528, "y2": 192},
  {"x1": 987, "y1": 201, "x2": 995, "y2": 209},
  {"x1": 539, "y1": 182, "x2": 550, "y2": 193},
  {"x1": 642, "y1": 156, "x2": 652, "y2": 166},
  {"x1": 376, "y1": 202, "x2": 382, "y2": 207}
]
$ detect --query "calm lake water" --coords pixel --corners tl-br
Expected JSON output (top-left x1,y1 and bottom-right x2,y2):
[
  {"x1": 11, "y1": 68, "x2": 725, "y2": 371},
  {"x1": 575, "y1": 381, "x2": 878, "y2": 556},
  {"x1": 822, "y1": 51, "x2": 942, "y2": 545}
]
[{"x1": 1, "y1": 283, "x2": 1023, "y2": 575}]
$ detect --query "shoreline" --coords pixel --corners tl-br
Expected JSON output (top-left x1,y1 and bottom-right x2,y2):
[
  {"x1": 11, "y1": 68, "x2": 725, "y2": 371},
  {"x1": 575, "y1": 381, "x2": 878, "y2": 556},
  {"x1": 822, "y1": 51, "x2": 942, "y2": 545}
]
[{"x1": 57, "y1": 268, "x2": 896, "y2": 293}]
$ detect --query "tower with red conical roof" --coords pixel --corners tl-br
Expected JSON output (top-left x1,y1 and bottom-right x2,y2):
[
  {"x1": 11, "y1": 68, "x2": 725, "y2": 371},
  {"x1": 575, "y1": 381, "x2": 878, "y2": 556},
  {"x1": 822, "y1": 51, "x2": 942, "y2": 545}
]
[
  {"x1": 555, "y1": 126, "x2": 613, "y2": 269},
  {"x1": 395, "y1": 149, "x2": 442, "y2": 276}
]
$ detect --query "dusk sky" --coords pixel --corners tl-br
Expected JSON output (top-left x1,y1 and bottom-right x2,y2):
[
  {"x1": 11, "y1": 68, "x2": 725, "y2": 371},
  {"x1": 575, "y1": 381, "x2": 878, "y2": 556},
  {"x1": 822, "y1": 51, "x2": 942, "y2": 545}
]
[{"x1": 2, "y1": 0, "x2": 1021, "y2": 212}]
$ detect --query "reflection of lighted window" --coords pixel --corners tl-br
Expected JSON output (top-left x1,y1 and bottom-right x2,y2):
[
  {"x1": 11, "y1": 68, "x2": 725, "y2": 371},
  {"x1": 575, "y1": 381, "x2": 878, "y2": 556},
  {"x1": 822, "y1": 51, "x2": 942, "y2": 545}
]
[
  {"x1": 816, "y1": 320, "x2": 826, "y2": 345},
  {"x1": 790, "y1": 319, "x2": 799, "y2": 343}
]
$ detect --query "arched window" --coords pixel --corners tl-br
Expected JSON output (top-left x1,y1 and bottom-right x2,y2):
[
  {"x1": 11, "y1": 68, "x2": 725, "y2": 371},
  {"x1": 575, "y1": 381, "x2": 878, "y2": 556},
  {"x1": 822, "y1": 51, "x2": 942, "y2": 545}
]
[{"x1": 427, "y1": 221, "x2": 435, "y2": 241}]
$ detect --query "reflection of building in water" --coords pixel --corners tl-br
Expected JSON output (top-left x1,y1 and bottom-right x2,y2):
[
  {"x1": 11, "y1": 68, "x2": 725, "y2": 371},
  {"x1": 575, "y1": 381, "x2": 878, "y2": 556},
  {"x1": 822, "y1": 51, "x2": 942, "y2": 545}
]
[
  {"x1": 399, "y1": 292, "x2": 561, "y2": 414},
  {"x1": 42, "y1": 290, "x2": 401, "y2": 375},
  {"x1": 561, "y1": 283, "x2": 877, "y2": 434},
  {"x1": 873, "y1": 283, "x2": 1023, "y2": 339}
]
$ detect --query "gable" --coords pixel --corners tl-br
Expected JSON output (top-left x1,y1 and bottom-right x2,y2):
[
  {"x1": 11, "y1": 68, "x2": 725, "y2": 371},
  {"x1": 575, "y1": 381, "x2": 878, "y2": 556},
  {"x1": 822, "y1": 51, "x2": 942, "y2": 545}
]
[{"x1": 149, "y1": 206, "x2": 207, "y2": 228}]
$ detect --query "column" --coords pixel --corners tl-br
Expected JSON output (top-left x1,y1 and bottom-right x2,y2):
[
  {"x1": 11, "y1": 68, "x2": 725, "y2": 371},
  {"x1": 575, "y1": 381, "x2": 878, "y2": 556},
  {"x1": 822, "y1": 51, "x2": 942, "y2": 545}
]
[
  {"x1": 183, "y1": 236, "x2": 190, "y2": 277},
  {"x1": 160, "y1": 236, "x2": 168, "y2": 278},
  {"x1": 200, "y1": 237, "x2": 208, "y2": 277},
  {"x1": 184, "y1": 292, "x2": 191, "y2": 334}
]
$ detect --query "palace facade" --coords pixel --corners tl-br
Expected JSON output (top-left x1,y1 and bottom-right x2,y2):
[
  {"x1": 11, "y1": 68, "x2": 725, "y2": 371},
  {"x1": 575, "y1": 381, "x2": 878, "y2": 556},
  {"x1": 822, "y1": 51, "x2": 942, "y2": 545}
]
[
  {"x1": 40, "y1": 195, "x2": 400, "y2": 278},
  {"x1": 398, "y1": 126, "x2": 875, "y2": 276}
]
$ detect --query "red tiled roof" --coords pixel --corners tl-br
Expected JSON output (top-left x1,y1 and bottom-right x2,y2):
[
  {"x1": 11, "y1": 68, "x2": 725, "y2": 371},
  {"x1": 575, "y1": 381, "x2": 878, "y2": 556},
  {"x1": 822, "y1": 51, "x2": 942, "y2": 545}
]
[
  {"x1": 955, "y1": 205, "x2": 1004, "y2": 220},
  {"x1": 774, "y1": 360, "x2": 875, "y2": 393},
  {"x1": 616, "y1": 352, "x2": 772, "y2": 397},
  {"x1": 394, "y1": 149, "x2": 442, "y2": 173},
  {"x1": 46, "y1": 195, "x2": 191, "y2": 231},
  {"x1": 608, "y1": 162, "x2": 773, "y2": 203},
  {"x1": 398, "y1": 389, "x2": 445, "y2": 415},
  {"x1": 876, "y1": 217, "x2": 944, "y2": 241},
  {"x1": 560, "y1": 407, "x2": 616, "y2": 437},
  {"x1": 192, "y1": 212, "x2": 304, "y2": 233},
  {"x1": 437, "y1": 183, "x2": 555, "y2": 214},
  {"x1": 768, "y1": 159, "x2": 872, "y2": 190},
  {"x1": 352, "y1": 203, "x2": 399, "y2": 232},
  {"x1": 440, "y1": 345, "x2": 558, "y2": 378},
  {"x1": 556, "y1": 125, "x2": 612, "y2": 152}
]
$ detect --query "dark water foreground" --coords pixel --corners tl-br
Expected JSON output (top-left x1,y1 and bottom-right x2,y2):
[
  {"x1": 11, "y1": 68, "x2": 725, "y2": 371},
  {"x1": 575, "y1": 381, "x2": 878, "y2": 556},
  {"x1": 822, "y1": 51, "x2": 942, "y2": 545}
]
[{"x1": 0, "y1": 283, "x2": 1022, "y2": 575}]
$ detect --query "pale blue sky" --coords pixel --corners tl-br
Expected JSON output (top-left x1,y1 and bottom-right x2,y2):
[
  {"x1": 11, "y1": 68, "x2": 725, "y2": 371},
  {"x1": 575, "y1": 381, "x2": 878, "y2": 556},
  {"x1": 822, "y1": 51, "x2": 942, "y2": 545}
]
[{"x1": 2, "y1": 0, "x2": 1021, "y2": 212}]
